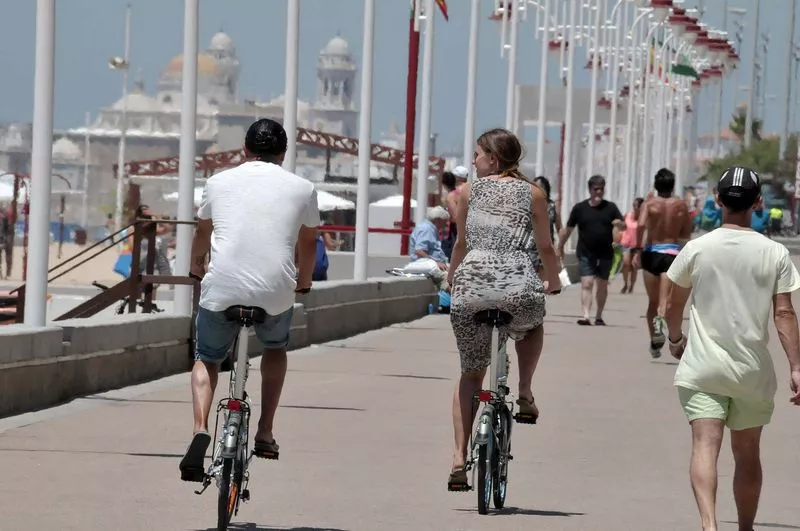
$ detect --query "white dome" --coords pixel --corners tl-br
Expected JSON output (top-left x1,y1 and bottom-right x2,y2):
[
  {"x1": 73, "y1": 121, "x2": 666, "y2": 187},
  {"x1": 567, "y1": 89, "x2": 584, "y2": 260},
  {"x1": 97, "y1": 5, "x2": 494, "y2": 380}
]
[
  {"x1": 209, "y1": 32, "x2": 235, "y2": 54},
  {"x1": 323, "y1": 36, "x2": 350, "y2": 56},
  {"x1": 113, "y1": 91, "x2": 160, "y2": 113},
  {"x1": 52, "y1": 137, "x2": 82, "y2": 160}
]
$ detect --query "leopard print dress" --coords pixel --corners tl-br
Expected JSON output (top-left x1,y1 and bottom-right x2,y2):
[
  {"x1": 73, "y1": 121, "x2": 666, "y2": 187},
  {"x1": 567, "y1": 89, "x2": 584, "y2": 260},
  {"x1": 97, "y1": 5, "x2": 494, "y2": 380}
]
[{"x1": 450, "y1": 177, "x2": 546, "y2": 374}]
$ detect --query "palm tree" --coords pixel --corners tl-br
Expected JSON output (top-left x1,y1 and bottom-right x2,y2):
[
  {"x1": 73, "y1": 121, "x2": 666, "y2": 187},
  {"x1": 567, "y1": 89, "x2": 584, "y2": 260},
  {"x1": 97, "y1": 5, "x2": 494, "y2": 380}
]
[{"x1": 729, "y1": 104, "x2": 763, "y2": 143}]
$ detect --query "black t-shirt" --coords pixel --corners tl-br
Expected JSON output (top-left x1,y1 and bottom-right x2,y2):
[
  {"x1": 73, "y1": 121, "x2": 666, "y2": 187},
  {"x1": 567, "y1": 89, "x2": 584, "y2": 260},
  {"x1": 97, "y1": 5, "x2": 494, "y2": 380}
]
[{"x1": 566, "y1": 199, "x2": 623, "y2": 259}]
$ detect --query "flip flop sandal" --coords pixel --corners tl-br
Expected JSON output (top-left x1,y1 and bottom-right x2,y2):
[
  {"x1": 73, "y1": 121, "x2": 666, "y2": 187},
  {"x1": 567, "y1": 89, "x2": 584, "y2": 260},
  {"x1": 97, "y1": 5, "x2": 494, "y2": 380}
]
[
  {"x1": 179, "y1": 431, "x2": 211, "y2": 482},
  {"x1": 253, "y1": 439, "x2": 280, "y2": 460},
  {"x1": 447, "y1": 467, "x2": 470, "y2": 492},
  {"x1": 514, "y1": 397, "x2": 539, "y2": 424}
]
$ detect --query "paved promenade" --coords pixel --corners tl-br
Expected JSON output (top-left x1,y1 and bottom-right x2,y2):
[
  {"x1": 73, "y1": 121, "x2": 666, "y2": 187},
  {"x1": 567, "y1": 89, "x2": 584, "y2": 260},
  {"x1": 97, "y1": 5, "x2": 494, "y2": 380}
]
[{"x1": 1, "y1": 286, "x2": 799, "y2": 530}]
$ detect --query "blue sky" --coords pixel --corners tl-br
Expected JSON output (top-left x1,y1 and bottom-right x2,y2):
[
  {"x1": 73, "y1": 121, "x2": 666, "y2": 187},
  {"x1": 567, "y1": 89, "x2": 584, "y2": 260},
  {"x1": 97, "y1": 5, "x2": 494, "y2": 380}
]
[{"x1": 0, "y1": 0, "x2": 791, "y2": 153}]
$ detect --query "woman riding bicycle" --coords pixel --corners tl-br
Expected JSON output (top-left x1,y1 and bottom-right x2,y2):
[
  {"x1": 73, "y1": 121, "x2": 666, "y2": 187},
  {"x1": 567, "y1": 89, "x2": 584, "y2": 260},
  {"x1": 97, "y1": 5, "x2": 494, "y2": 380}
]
[{"x1": 446, "y1": 128, "x2": 560, "y2": 490}]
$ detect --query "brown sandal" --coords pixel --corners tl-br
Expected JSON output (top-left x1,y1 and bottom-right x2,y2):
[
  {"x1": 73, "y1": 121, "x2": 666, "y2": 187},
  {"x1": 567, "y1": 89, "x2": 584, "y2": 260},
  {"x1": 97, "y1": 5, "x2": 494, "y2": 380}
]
[
  {"x1": 515, "y1": 396, "x2": 539, "y2": 424},
  {"x1": 447, "y1": 467, "x2": 470, "y2": 492}
]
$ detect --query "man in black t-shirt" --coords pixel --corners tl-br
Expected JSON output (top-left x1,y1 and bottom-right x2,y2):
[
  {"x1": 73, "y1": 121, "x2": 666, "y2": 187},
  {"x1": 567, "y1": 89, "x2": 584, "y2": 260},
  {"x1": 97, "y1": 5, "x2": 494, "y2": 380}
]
[{"x1": 558, "y1": 175, "x2": 625, "y2": 325}]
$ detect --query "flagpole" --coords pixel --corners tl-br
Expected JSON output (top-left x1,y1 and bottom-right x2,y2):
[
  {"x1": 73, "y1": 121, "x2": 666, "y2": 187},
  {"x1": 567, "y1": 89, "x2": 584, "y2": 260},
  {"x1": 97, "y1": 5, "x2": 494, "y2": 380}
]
[
  {"x1": 463, "y1": 0, "x2": 480, "y2": 170},
  {"x1": 535, "y1": 0, "x2": 551, "y2": 176},
  {"x1": 174, "y1": 0, "x2": 199, "y2": 315},
  {"x1": 505, "y1": 0, "x2": 520, "y2": 130},
  {"x1": 400, "y1": 3, "x2": 421, "y2": 255},
  {"x1": 25, "y1": 0, "x2": 56, "y2": 326},
  {"x1": 284, "y1": 0, "x2": 300, "y2": 171},
  {"x1": 354, "y1": 0, "x2": 375, "y2": 281},
  {"x1": 415, "y1": 0, "x2": 436, "y2": 226}
]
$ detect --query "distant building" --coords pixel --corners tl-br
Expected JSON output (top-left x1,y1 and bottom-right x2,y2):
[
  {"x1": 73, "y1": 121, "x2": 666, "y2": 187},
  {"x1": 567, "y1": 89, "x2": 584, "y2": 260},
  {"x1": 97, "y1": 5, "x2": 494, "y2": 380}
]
[{"x1": 0, "y1": 32, "x2": 369, "y2": 226}]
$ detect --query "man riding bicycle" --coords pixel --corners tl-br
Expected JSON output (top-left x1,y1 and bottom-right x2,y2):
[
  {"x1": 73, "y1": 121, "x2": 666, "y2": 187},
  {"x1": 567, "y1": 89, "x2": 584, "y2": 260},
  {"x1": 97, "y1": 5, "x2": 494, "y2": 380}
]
[{"x1": 179, "y1": 118, "x2": 321, "y2": 481}]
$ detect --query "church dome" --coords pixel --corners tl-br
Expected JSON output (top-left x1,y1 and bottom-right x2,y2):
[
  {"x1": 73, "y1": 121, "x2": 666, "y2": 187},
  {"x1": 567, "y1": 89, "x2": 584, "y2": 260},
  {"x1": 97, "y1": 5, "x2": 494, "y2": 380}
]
[
  {"x1": 322, "y1": 36, "x2": 350, "y2": 56},
  {"x1": 209, "y1": 32, "x2": 235, "y2": 55},
  {"x1": 112, "y1": 91, "x2": 160, "y2": 113},
  {"x1": 164, "y1": 53, "x2": 219, "y2": 77},
  {"x1": 52, "y1": 137, "x2": 82, "y2": 161}
]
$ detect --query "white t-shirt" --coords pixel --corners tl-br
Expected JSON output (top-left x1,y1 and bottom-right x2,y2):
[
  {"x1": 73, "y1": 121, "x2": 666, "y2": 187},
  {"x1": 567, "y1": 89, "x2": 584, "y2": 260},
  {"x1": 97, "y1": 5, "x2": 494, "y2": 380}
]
[
  {"x1": 667, "y1": 228, "x2": 800, "y2": 401},
  {"x1": 197, "y1": 161, "x2": 321, "y2": 315}
]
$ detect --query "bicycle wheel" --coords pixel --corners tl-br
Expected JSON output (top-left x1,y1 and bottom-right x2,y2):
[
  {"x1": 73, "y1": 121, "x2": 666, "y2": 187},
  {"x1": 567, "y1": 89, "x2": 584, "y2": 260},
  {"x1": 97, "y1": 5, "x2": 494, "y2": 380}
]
[
  {"x1": 493, "y1": 410, "x2": 510, "y2": 509},
  {"x1": 476, "y1": 437, "x2": 493, "y2": 515},
  {"x1": 217, "y1": 455, "x2": 243, "y2": 530}
]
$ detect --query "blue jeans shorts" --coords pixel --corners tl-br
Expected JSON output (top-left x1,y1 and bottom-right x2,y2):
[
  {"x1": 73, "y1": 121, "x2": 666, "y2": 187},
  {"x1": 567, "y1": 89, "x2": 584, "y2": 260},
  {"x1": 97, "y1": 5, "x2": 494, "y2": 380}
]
[
  {"x1": 194, "y1": 306, "x2": 294, "y2": 364},
  {"x1": 578, "y1": 254, "x2": 613, "y2": 280}
]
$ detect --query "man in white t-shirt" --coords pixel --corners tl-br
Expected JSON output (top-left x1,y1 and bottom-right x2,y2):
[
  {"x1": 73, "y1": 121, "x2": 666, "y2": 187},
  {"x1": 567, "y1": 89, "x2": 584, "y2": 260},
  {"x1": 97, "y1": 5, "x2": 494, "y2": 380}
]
[
  {"x1": 179, "y1": 119, "x2": 320, "y2": 481},
  {"x1": 664, "y1": 166, "x2": 800, "y2": 531}
]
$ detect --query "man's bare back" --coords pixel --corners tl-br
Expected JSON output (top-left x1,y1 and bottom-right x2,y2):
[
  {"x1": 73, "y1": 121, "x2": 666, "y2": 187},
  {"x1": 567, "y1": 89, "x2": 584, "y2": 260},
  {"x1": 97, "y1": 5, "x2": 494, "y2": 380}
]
[{"x1": 642, "y1": 195, "x2": 692, "y2": 246}]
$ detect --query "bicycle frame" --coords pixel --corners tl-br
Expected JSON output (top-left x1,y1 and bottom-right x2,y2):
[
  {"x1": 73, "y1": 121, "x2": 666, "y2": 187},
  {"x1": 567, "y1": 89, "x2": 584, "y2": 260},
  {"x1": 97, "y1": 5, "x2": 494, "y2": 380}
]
[
  {"x1": 473, "y1": 327, "x2": 511, "y2": 447},
  {"x1": 196, "y1": 326, "x2": 253, "y2": 500}
]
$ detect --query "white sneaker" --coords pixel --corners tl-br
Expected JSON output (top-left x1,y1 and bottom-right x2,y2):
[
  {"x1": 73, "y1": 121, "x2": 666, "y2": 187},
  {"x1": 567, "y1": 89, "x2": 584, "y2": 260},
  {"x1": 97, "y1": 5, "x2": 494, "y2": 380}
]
[{"x1": 652, "y1": 316, "x2": 666, "y2": 349}]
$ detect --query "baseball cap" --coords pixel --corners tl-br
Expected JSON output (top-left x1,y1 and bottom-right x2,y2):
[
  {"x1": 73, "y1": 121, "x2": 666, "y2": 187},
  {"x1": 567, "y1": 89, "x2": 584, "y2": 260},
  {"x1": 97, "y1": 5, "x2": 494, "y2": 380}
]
[
  {"x1": 452, "y1": 166, "x2": 469, "y2": 180},
  {"x1": 718, "y1": 166, "x2": 760, "y2": 202}
]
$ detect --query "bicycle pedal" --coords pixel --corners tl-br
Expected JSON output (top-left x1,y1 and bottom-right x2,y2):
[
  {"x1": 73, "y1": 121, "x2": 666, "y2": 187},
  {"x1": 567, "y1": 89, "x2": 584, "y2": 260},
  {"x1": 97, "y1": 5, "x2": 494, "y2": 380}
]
[
  {"x1": 513, "y1": 413, "x2": 538, "y2": 425},
  {"x1": 241, "y1": 489, "x2": 250, "y2": 502}
]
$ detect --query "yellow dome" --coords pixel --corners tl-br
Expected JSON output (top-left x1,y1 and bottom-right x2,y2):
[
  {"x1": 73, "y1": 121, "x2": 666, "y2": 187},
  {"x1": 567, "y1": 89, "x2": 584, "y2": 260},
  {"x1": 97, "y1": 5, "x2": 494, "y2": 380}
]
[{"x1": 164, "y1": 53, "x2": 218, "y2": 76}]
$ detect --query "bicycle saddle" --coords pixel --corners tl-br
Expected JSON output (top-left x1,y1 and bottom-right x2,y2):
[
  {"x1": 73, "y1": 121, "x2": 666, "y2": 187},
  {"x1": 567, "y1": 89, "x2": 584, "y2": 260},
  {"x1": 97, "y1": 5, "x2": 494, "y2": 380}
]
[
  {"x1": 223, "y1": 305, "x2": 267, "y2": 325},
  {"x1": 474, "y1": 309, "x2": 513, "y2": 326}
]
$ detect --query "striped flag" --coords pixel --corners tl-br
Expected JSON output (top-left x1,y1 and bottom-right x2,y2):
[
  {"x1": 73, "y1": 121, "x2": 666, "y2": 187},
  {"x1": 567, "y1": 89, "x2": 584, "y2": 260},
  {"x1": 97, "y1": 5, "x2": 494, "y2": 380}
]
[
  {"x1": 435, "y1": 0, "x2": 449, "y2": 21},
  {"x1": 410, "y1": 0, "x2": 449, "y2": 20}
]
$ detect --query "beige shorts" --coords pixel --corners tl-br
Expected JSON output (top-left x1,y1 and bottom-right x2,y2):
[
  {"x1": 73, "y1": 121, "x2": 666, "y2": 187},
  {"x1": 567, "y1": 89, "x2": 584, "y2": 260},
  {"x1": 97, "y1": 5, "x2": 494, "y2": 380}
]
[{"x1": 677, "y1": 386, "x2": 774, "y2": 431}]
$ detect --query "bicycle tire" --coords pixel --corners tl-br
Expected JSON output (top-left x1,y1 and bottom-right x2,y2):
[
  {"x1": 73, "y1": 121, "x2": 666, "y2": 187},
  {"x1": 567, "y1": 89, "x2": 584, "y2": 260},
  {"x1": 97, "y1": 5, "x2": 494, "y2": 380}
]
[
  {"x1": 217, "y1": 456, "x2": 242, "y2": 530},
  {"x1": 493, "y1": 410, "x2": 510, "y2": 509},
  {"x1": 477, "y1": 438, "x2": 493, "y2": 515}
]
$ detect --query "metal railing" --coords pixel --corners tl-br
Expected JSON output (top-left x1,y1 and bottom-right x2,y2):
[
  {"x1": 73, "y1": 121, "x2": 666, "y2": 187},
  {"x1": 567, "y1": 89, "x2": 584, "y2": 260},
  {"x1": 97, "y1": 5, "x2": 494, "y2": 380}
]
[{"x1": 11, "y1": 218, "x2": 200, "y2": 323}]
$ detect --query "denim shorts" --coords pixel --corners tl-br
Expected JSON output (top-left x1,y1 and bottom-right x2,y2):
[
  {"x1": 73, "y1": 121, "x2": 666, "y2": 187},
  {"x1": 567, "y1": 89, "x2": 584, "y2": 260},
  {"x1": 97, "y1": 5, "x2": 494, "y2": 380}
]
[
  {"x1": 578, "y1": 254, "x2": 613, "y2": 280},
  {"x1": 194, "y1": 305, "x2": 294, "y2": 364}
]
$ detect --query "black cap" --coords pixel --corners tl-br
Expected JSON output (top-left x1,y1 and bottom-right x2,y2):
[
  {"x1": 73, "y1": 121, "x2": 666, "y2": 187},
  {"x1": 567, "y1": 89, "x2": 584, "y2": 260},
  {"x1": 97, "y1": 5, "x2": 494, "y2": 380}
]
[{"x1": 718, "y1": 166, "x2": 760, "y2": 201}]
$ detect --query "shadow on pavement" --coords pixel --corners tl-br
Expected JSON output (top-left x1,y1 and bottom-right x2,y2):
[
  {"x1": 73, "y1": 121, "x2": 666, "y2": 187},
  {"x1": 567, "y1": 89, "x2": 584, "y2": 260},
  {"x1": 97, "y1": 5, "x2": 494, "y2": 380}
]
[
  {"x1": 454, "y1": 507, "x2": 584, "y2": 517},
  {"x1": 381, "y1": 373, "x2": 450, "y2": 381},
  {"x1": 198, "y1": 524, "x2": 347, "y2": 531},
  {"x1": 279, "y1": 405, "x2": 365, "y2": 412},
  {"x1": 0, "y1": 448, "x2": 183, "y2": 459},
  {"x1": 84, "y1": 396, "x2": 189, "y2": 404},
  {"x1": 723, "y1": 522, "x2": 800, "y2": 529}
]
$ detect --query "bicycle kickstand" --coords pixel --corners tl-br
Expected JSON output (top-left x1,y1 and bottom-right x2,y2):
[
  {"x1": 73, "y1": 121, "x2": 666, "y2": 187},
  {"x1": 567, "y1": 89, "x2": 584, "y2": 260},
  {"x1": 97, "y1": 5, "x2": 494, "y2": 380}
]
[{"x1": 194, "y1": 475, "x2": 212, "y2": 496}]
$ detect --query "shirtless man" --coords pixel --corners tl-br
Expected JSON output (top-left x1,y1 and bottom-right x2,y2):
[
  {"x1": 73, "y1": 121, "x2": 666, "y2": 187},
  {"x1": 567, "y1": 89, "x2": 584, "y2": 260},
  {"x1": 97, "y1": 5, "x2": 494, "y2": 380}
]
[{"x1": 633, "y1": 168, "x2": 692, "y2": 358}]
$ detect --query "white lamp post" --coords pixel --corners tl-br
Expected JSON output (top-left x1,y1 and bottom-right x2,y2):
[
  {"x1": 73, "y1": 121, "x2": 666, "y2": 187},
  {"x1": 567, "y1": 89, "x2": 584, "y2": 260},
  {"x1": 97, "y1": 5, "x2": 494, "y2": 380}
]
[
  {"x1": 415, "y1": 0, "x2": 436, "y2": 226},
  {"x1": 25, "y1": 0, "x2": 56, "y2": 326},
  {"x1": 111, "y1": 4, "x2": 131, "y2": 233},
  {"x1": 173, "y1": 0, "x2": 199, "y2": 316},
  {"x1": 354, "y1": 0, "x2": 375, "y2": 281}
]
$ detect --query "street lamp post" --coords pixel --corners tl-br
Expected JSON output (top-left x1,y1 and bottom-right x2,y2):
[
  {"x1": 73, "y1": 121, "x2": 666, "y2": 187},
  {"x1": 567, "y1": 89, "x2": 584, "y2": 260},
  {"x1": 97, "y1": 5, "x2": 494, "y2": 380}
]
[
  {"x1": 463, "y1": 0, "x2": 480, "y2": 171},
  {"x1": 585, "y1": 0, "x2": 604, "y2": 180},
  {"x1": 743, "y1": 1, "x2": 760, "y2": 149},
  {"x1": 534, "y1": 0, "x2": 551, "y2": 176},
  {"x1": 81, "y1": 111, "x2": 91, "y2": 228},
  {"x1": 111, "y1": 4, "x2": 131, "y2": 233},
  {"x1": 781, "y1": 0, "x2": 796, "y2": 159},
  {"x1": 560, "y1": 0, "x2": 579, "y2": 230}
]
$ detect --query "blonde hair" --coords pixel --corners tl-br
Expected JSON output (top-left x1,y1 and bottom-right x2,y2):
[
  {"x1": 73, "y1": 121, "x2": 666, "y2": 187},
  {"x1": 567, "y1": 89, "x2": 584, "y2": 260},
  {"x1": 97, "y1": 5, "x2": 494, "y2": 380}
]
[{"x1": 476, "y1": 128, "x2": 527, "y2": 181}]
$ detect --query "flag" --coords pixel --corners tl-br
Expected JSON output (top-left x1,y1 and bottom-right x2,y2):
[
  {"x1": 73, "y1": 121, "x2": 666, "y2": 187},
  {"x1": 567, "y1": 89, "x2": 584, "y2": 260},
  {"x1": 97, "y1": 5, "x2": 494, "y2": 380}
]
[
  {"x1": 409, "y1": 0, "x2": 449, "y2": 21},
  {"x1": 435, "y1": 0, "x2": 449, "y2": 21}
]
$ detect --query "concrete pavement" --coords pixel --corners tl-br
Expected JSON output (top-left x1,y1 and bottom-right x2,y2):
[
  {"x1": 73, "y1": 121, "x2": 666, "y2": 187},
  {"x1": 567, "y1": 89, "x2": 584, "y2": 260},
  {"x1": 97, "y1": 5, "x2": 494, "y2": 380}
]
[{"x1": 1, "y1": 285, "x2": 799, "y2": 530}]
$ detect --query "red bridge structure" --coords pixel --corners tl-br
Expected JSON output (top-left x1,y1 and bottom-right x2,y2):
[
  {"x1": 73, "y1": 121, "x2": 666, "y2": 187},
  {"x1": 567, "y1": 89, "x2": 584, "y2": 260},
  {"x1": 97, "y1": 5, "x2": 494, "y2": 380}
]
[{"x1": 117, "y1": 126, "x2": 446, "y2": 179}]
